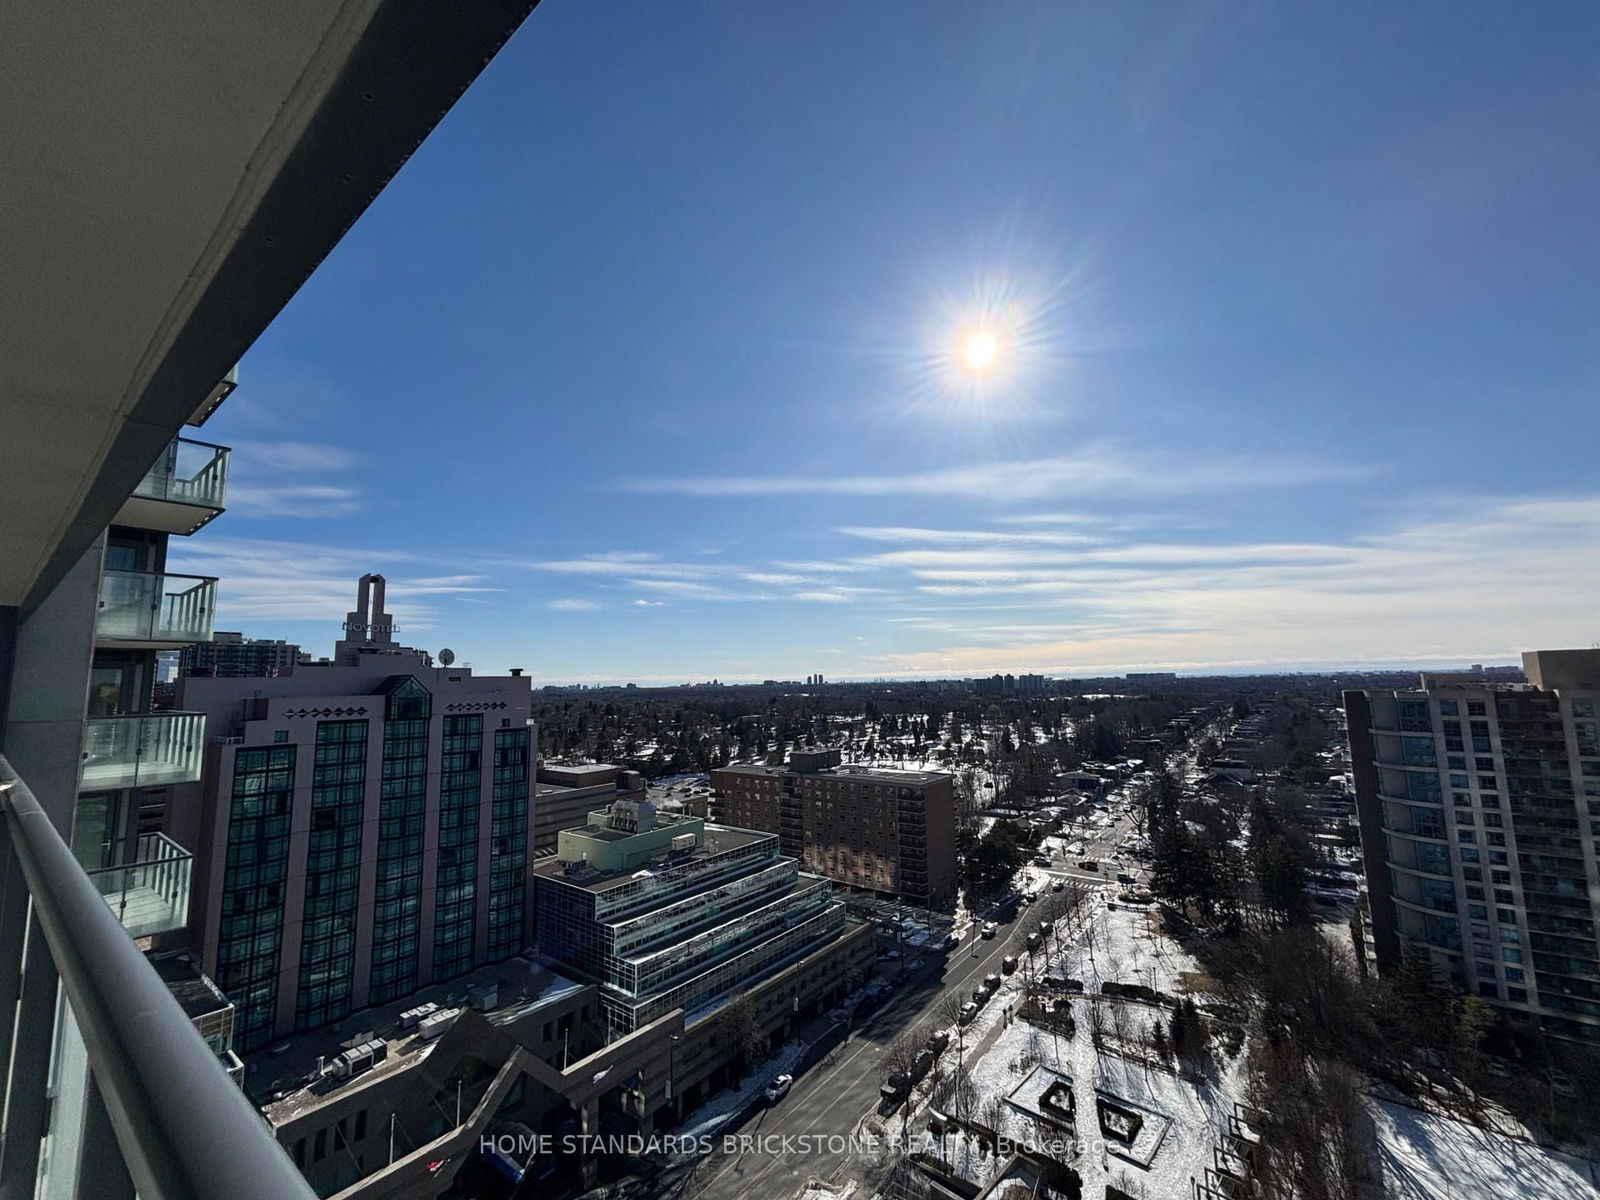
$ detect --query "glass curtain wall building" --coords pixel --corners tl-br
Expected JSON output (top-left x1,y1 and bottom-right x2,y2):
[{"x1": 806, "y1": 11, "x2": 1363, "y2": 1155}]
[
  {"x1": 171, "y1": 596, "x2": 538, "y2": 1052},
  {"x1": 534, "y1": 801, "x2": 849, "y2": 1033}
]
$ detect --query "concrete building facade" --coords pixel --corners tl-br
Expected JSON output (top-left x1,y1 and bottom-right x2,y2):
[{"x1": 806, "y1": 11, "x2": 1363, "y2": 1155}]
[
  {"x1": 533, "y1": 762, "x2": 646, "y2": 854},
  {"x1": 1347, "y1": 649, "x2": 1600, "y2": 1043},
  {"x1": 181, "y1": 630, "x2": 300, "y2": 678},
  {"x1": 711, "y1": 751, "x2": 958, "y2": 904},
  {"x1": 170, "y1": 579, "x2": 537, "y2": 1051}
]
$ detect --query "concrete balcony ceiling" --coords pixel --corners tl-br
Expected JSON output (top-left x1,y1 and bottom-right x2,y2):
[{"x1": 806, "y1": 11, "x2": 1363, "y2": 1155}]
[{"x1": 0, "y1": 0, "x2": 536, "y2": 614}]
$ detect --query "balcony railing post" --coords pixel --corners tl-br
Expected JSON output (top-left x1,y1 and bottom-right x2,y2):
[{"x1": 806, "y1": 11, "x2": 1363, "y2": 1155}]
[
  {"x1": 0, "y1": 877, "x2": 58, "y2": 1200},
  {"x1": 0, "y1": 757, "x2": 316, "y2": 1200}
]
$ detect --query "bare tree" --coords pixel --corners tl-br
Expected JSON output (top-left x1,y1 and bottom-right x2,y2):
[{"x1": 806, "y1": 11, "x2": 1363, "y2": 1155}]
[
  {"x1": 935, "y1": 991, "x2": 970, "y2": 1059},
  {"x1": 882, "y1": 1030, "x2": 923, "y2": 1090},
  {"x1": 933, "y1": 1061, "x2": 978, "y2": 1125},
  {"x1": 1088, "y1": 1000, "x2": 1110, "y2": 1058},
  {"x1": 713, "y1": 994, "x2": 765, "y2": 1081}
]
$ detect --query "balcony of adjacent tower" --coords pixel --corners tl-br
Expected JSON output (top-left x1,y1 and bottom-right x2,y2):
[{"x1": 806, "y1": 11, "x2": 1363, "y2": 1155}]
[
  {"x1": 95, "y1": 569, "x2": 219, "y2": 648},
  {"x1": 81, "y1": 711, "x2": 206, "y2": 790},
  {"x1": 112, "y1": 435, "x2": 230, "y2": 535},
  {"x1": 85, "y1": 833, "x2": 194, "y2": 938}
]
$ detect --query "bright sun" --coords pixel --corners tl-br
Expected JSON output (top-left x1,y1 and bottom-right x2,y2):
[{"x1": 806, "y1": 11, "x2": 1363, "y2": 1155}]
[{"x1": 963, "y1": 329, "x2": 998, "y2": 370}]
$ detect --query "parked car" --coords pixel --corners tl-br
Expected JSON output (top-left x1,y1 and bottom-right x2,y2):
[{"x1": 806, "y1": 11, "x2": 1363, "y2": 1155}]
[
  {"x1": 1038, "y1": 920, "x2": 1055, "y2": 935},
  {"x1": 1002, "y1": 955, "x2": 1018, "y2": 974},
  {"x1": 765, "y1": 1074, "x2": 793, "y2": 1103},
  {"x1": 926, "y1": 1029, "x2": 951, "y2": 1053},
  {"x1": 911, "y1": 1049, "x2": 935, "y2": 1081},
  {"x1": 959, "y1": 1002, "x2": 979, "y2": 1025},
  {"x1": 1033, "y1": 854, "x2": 1052, "y2": 867},
  {"x1": 981, "y1": 922, "x2": 997, "y2": 939},
  {"x1": 984, "y1": 974, "x2": 1002, "y2": 991},
  {"x1": 880, "y1": 1075, "x2": 908, "y2": 1102},
  {"x1": 1050, "y1": 880, "x2": 1064, "y2": 892},
  {"x1": 1026, "y1": 932, "x2": 1041, "y2": 952},
  {"x1": 1116, "y1": 872, "x2": 1136, "y2": 885},
  {"x1": 1079, "y1": 859, "x2": 1099, "y2": 871},
  {"x1": 972, "y1": 986, "x2": 989, "y2": 1005}
]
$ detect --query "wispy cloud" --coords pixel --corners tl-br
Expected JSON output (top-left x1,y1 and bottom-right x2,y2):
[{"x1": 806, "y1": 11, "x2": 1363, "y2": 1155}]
[
  {"x1": 230, "y1": 441, "x2": 363, "y2": 474},
  {"x1": 225, "y1": 439, "x2": 365, "y2": 518},
  {"x1": 859, "y1": 495, "x2": 1600, "y2": 676},
  {"x1": 226, "y1": 484, "x2": 361, "y2": 518},
  {"x1": 837, "y1": 525, "x2": 1101, "y2": 546},
  {"x1": 164, "y1": 538, "x2": 497, "y2": 631},
  {"x1": 624, "y1": 445, "x2": 1376, "y2": 500},
  {"x1": 528, "y1": 551, "x2": 890, "y2": 607},
  {"x1": 548, "y1": 598, "x2": 600, "y2": 611}
]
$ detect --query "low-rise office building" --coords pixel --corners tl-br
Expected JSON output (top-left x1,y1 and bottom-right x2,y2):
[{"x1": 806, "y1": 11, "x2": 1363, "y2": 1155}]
[
  {"x1": 534, "y1": 798, "x2": 870, "y2": 1034},
  {"x1": 711, "y1": 751, "x2": 958, "y2": 904},
  {"x1": 534, "y1": 762, "x2": 646, "y2": 854}
]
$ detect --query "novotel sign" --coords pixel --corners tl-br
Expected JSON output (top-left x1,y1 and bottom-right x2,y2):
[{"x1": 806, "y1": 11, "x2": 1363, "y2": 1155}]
[{"x1": 342, "y1": 621, "x2": 400, "y2": 637}]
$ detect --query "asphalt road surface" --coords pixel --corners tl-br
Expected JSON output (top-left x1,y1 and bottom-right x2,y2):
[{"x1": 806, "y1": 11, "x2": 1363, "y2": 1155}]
[{"x1": 675, "y1": 796, "x2": 1150, "y2": 1200}]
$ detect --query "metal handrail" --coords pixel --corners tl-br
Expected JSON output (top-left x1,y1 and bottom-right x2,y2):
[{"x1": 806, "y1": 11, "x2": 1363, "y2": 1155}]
[{"x1": 0, "y1": 755, "x2": 315, "y2": 1200}]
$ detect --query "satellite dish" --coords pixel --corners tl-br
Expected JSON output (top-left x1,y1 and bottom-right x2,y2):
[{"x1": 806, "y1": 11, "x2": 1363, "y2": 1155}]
[{"x1": 438, "y1": 648, "x2": 456, "y2": 667}]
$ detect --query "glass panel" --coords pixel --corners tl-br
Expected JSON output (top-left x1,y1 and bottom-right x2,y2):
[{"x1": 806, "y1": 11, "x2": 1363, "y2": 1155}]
[
  {"x1": 132, "y1": 437, "x2": 230, "y2": 509},
  {"x1": 80, "y1": 712, "x2": 205, "y2": 790},
  {"x1": 96, "y1": 571, "x2": 217, "y2": 643},
  {"x1": 85, "y1": 833, "x2": 193, "y2": 938}
]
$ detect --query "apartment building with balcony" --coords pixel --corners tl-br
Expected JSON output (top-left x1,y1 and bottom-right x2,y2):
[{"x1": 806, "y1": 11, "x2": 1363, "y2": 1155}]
[
  {"x1": 0, "y1": 6, "x2": 538, "y2": 1195},
  {"x1": 169, "y1": 578, "x2": 537, "y2": 1052},
  {"x1": 73, "y1": 391, "x2": 233, "y2": 891},
  {"x1": 711, "y1": 749, "x2": 959, "y2": 905},
  {"x1": 1347, "y1": 649, "x2": 1600, "y2": 1043},
  {"x1": 533, "y1": 798, "x2": 873, "y2": 1036},
  {"x1": 181, "y1": 630, "x2": 301, "y2": 679}
]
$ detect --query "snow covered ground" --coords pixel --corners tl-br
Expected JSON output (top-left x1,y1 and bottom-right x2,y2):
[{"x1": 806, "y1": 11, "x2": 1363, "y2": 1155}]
[
  {"x1": 1372, "y1": 1098, "x2": 1600, "y2": 1198},
  {"x1": 943, "y1": 997, "x2": 1241, "y2": 1199},
  {"x1": 909, "y1": 898, "x2": 1245, "y2": 1199},
  {"x1": 673, "y1": 1037, "x2": 812, "y2": 1146}
]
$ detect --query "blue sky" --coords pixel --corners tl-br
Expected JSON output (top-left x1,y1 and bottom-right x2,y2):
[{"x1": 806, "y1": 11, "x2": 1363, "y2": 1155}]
[{"x1": 173, "y1": 2, "x2": 1600, "y2": 683}]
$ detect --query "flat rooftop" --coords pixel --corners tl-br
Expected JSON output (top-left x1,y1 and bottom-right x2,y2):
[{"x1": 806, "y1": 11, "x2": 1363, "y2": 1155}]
[
  {"x1": 717, "y1": 762, "x2": 949, "y2": 786},
  {"x1": 539, "y1": 764, "x2": 621, "y2": 781},
  {"x1": 252, "y1": 956, "x2": 586, "y2": 1124},
  {"x1": 532, "y1": 823, "x2": 774, "y2": 893},
  {"x1": 152, "y1": 953, "x2": 231, "y2": 1021}
]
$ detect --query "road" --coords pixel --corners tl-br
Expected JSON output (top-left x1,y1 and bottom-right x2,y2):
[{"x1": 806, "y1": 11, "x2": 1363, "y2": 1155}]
[
  {"x1": 661, "y1": 739, "x2": 1230, "y2": 1200},
  {"x1": 675, "y1": 786, "x2": 1154, "y2": 1200},
  {"x1": 674, "y1": 900, "x2": 1047, "y2": 1200}
]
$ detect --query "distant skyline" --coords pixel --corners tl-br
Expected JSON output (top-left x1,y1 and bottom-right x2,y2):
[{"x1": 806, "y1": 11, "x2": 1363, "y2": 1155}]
[{"x1": 172, "y1": 2, "x2": 1600, "y2": 685}]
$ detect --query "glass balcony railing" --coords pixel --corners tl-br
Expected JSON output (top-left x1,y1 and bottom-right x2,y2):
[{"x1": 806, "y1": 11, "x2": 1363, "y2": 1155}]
[
  {"x1": 0, "y1": 754, "x2": 317, "y2": 1200},
  {"x1": 96, "y1": 570, "x2": 218, "y2": 646},
  {"x1": 113, "y1": 437, "x2": 230, "y2": 534},
  {"x1": 135, "y1": 437, "x2": 229, "y2": 508},
  {"x1": 86, "y1": 833, "x2": 193, "y2": 938},
  {"x1": 81, "y1": 712, "x2": 205, "y2": 791}
]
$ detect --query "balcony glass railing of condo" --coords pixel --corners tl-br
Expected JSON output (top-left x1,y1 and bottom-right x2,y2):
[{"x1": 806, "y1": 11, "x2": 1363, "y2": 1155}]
[
  {"x1": 0, "y1": 754, "x2": 316, "y2": 1199},
  {"x1": 113, "y1": 437, "x2": 230, "y2": 534},
  {"x1": 96, "y1": 570, "x2": 218, "y2": 646},
  {"x1": 85, "y1": 833, "x2": 193, "y2": 938},
  {"x1": 81, "y1": 712, "x2": 205, "y2": 791}
]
